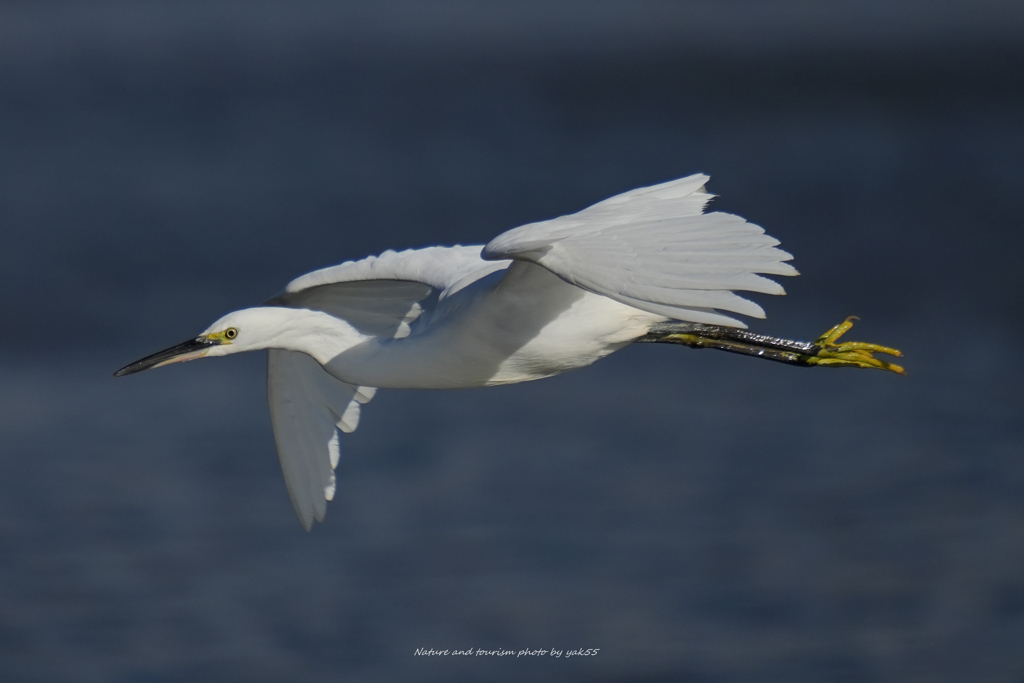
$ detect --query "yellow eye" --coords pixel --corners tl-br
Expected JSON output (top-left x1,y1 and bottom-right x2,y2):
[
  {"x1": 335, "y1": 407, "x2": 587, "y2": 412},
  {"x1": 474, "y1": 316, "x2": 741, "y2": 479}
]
[{"x1": 224, "y1": 328, "x2": 238, "y2": 340}]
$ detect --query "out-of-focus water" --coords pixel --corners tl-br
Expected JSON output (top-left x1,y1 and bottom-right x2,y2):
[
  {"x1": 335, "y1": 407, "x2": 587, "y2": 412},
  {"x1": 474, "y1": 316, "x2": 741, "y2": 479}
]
[{"x1": 2, "y1": 2, "x2": 1023, "y2": 681}]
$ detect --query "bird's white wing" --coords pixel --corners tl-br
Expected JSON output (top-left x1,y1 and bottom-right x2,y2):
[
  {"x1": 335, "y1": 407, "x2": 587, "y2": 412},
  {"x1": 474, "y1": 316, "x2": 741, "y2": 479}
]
[
  {"x1": 281, "y1": 244, "x2": 498, "y2": 292},
  {"x1": 267, "y1": 245, "x2": 509, "y2": 338},
  {"x1": 265, "y1": 246, "x2": 509, "y2": 529},
  {"x1": 482, "y1": 174, "x2": 798, "y2": 327},
  {"x1": 267, "y1": 349, "x2": 376, "y2": 531}
]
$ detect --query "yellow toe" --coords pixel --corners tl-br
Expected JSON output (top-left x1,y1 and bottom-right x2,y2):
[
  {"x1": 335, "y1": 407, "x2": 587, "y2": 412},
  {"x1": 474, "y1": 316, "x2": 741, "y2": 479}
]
[{"x1": 807, "y1": 318, "x2": 905, "y2": 375}]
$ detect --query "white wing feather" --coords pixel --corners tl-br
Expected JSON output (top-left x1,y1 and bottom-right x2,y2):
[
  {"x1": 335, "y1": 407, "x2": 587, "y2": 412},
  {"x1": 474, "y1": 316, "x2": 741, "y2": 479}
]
[
  {"x1": 265, "y1": 248, "x2": 509, "y2": 529},
  {"x1": 271, "y1": 279, "x2": 434, "y2": 339},
  {"x1": 262, "y1": 174, "x2": 793, "y2": 528},
  {"x1": 482, "y1": 173, "x2": 798, "y2": 327},
  {"x1": 281, "y1": 245, "x2": 508, "y2": 298},
  {"x1": 268, "y1": 246, "x2": 512, "y2": 338},
  {"x1": 267, "y1": 349, "x2": 376, "y2": 531}
]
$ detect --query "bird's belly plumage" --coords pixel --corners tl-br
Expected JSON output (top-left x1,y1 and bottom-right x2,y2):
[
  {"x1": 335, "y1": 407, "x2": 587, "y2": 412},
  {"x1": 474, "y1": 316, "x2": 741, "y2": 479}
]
[
  {"x1": 483, "y1": 291, "x2": 655, "y2": 385},
  {"x1": 324, "y1": 263, "x2": 663, "y2": 389}
]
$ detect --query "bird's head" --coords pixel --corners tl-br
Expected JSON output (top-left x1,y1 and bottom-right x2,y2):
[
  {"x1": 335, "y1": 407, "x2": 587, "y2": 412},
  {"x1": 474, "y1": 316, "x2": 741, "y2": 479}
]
[{"x1": 113, "y1": 308, "x2": 285, "y2": 377}]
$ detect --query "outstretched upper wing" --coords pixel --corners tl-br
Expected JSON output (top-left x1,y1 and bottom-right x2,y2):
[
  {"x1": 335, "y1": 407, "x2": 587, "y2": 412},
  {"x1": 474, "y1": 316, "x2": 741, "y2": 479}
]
[
  {"x1": 482, "y1": 174, "x2": 798, "y2": 327},
  {"x1": 264, "y1": 246, "x2": 508, "y2": 529}
]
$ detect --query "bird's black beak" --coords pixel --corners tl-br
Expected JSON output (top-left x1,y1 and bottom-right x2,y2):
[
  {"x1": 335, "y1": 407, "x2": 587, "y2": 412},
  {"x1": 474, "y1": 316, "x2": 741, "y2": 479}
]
[{"x1": 114, "y1": 337, "x2": 221, "y2": 377}]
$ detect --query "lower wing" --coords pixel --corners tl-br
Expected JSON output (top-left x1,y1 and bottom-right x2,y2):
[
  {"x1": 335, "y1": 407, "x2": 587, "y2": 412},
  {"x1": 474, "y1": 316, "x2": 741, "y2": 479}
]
[{"x1": 267, "y1": 349, "x2": 376, "y2": 530}]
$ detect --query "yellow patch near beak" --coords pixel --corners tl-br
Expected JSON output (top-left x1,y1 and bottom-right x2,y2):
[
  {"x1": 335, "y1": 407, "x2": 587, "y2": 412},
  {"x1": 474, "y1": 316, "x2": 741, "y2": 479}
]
[{"x1": 204, "y1": 330, "x2": 235, "y2": 344}]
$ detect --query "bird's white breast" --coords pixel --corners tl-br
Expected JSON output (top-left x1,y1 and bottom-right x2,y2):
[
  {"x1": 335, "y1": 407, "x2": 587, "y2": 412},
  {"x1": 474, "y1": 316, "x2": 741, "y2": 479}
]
[{"x1": 323, "y1": 262, "x2": 663, "y2": 389}]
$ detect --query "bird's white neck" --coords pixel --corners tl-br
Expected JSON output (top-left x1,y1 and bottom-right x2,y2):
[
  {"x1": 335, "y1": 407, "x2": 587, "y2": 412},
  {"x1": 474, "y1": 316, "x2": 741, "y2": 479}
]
[
  {"x1": 236, "y1": 307, "x2": 375, "y2": 364},
  {"x1": 238, "y1": 307, "x2": 446, "y2": 388}
]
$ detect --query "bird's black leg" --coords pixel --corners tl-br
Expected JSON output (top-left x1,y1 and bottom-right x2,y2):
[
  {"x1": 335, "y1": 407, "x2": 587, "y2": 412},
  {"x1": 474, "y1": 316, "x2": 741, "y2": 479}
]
[{"x1": 635, "y1": 317, "x2": 905, "y2": 374}]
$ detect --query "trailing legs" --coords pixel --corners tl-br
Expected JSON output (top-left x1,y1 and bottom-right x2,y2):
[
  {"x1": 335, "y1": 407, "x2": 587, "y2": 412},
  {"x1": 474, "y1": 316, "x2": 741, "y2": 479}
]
[{"x1": 636, "y1": 317, "x2": 905, "y2": 374}]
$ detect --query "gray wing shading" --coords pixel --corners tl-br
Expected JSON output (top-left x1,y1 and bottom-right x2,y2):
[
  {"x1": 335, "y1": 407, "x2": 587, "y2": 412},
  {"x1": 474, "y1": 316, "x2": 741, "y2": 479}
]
[
  {"x1": 482, "y1": 174, "x2": 798, "y2": 327},
  {"x1": 264, "y1": 246, "x2": 508, "y2": 529},
  {"x1": 267, "y1": 245, "x2": 510, "y2": 338},
  {"x1": 271, "y1": 279, "x2": 435, "y2": 339},
  {"x1": 267, "y1": 349, "x2": 376, "y2": 531}
]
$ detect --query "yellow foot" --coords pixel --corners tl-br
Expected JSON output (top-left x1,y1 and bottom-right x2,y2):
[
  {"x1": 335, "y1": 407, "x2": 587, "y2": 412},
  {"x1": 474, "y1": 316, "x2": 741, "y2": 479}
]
[{"x1": 807, "y1": 317, "x2": 906, "y2": 374}]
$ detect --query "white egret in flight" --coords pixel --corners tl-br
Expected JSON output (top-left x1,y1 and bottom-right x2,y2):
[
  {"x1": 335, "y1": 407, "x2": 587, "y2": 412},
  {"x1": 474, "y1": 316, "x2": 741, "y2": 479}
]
[{"x1": 115, "y1": 174, "x2": 903, "y2": 530}]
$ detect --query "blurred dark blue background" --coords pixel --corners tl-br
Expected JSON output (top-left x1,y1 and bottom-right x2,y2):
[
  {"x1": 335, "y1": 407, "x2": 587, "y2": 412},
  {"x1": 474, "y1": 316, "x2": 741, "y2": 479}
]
[{"x1": 2, "y1": 2, "x2": 1023, "y2": 681}]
